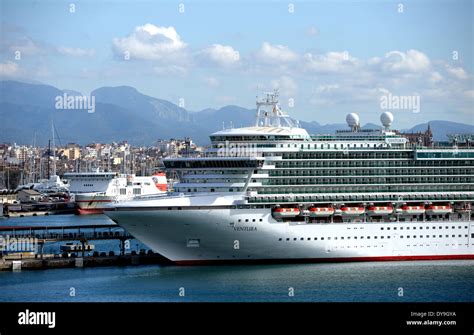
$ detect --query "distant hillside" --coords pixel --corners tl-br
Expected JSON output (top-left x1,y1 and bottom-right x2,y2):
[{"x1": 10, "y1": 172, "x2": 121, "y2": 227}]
[
  {"x1": 404, "y1": 121, "x2": 474, "y2": 141},
  {"x1": 0, "y1": 80, "x2": 472, "y2": 145}
]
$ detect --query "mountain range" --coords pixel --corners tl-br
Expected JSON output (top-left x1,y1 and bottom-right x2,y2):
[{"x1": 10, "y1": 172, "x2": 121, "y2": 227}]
[{"x1": 0, "y1": 80, "x2": 473, "y2": 146}]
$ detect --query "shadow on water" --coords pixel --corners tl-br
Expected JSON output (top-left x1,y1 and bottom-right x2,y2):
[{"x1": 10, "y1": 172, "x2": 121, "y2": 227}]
[
  {"x1": 0, "y1": 260, "x2": 473, "y2": 302},
  {"x1": 2, "y1": 215, "x2": 473, "y2": 301}
]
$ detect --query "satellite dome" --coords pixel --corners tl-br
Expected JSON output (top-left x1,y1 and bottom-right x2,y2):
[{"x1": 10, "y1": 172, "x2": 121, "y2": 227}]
[
  {"x1": 346, "y1": 113, "x2": 360, "y2": 128},
  {"x1": 380, "y1": 111, "x2": 394, "y2": 129}
]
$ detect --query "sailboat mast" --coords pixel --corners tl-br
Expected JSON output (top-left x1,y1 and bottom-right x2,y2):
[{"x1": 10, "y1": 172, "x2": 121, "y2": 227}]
[
  {"x1": 51, "y1": 120, "x2": 56, "y2": 176},
  {"x1": 47, "y1": 139, "x2": 51, "y2": 179},
  {"x1": 31, "y1": 132, "x2": 36, "y2": 183}
]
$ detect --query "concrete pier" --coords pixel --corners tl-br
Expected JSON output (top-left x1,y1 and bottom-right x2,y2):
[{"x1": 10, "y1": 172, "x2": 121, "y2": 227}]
[{"x1": 0, "y1": 253, "x2": 171, "y2": 271}]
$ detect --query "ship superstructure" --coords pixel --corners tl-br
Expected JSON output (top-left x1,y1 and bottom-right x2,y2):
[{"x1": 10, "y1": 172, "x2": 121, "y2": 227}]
[{"x1": 106, "y1": 91, "x2": 474, "y2": 264}]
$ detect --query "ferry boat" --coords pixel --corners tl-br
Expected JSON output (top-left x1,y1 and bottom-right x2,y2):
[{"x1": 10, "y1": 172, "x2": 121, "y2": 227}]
[
  {"x1": 66, "y1": 171, "x2": 167, "y2": 215},
  {"x1": 105, "y1": 91, "x2": 474, "y2": 265}
]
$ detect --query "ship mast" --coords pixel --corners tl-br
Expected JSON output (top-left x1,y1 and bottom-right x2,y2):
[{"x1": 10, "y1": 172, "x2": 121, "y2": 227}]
[
  {"x1": 255, "y1": 89, "x2": 296, "y2": 128},
  {"x1": 51, "y1": 120, "x2": 57, "y2": 177}
]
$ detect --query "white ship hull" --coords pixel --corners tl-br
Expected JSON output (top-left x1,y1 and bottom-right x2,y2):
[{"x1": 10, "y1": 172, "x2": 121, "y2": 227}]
[
  {"x1": 106, "y1": 195, "x2": 474, "y2": 265},
  {"x1": 105, "y1": 92, "x2": 474, "y2": 265},
  {"x1": 67, "y1": 172, "x2": 167, "y2": 215},
  {"x1": 75, "y1": 194, "x2": 115, "y2": 215}
]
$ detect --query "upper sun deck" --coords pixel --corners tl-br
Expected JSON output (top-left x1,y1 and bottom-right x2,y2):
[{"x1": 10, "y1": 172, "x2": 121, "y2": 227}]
[
  {"x1": 211, "y1": 126, "x2": 310, "y2": 141},
  {"x1": 206, "y1": 91, "x2": 472, "y2": 153}
]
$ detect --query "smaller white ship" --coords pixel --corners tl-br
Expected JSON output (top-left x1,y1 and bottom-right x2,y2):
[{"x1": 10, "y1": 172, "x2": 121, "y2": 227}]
[{"x1": 66, "y1": 170, "x2": 167, "y2": 215}]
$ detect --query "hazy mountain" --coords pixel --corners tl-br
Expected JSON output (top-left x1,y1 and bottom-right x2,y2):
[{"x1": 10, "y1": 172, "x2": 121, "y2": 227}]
[
  {"x1": 405, "y1": 121, "x2": 474, "y2": 141},
  {"x1": 0, "y1": 80, "x2": 472, "y2": 145},
  {"x1": 92, "y1": 86, "x2": 190, "y2": 122},
  {"x1": 62, "y1": 89, "x2": 83, "y2": 96},
  {"x1": 193, "y1": 105, "x2": 255, "y2": 130},
  {"x1": 0, "y1": 80, "x2": 63, "y2": 108}
]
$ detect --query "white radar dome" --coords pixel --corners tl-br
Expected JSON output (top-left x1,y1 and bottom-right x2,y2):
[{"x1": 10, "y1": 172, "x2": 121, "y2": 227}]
[
  {"x1": 380, "y1": 111, "x2": 394, "y2": 129},
  {"x1": 346, "y1": 113, "x2": 360, "y2": 128}
]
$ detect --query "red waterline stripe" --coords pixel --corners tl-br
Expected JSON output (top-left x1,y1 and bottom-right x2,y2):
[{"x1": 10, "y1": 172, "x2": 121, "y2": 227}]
[
  {"x1": 174, "y1": 254, "x2": 474, "y2": 266},
  {"x1": 77, "y1": 208, "x2": 105, "y2": 215}
]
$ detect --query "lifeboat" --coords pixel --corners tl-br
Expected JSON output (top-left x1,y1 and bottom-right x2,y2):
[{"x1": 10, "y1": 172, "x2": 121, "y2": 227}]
[
  {"x1": 308, "y1": 206, "x2": 335, "y2": 217},
  {"x1": 272, "y1": 207, "x2": 300, "y2": 219},
  {"x1": 399, "y1": 205, "x2": 425, "y2": 215},
  {"x1": 425, "y1": 204, "x2": 452, "y2": 215},
  {"x1": 367, "y1": 205, "x2": 393, "y2": 216},
  {"x1": 340, "y1": 206, "x2": 365, "y2": 216}
]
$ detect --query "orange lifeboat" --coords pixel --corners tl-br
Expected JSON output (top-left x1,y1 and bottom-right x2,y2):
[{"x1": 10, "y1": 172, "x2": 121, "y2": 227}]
[
  {"x1": 425, "y1": 204, "x2": 452, "y2": 215},
  {"x1": 308, "y1": 206, "x2": 335, "y2": 217},
  {"x1": 367, "y1": 205, "x2": 393, "y2": 216},
  {"x1": 272, "y1": 207, "x2": 300, "y2": 219},
  {"x1": 399, "y1": 205, "x2": 425, "y2": 215},
  {"x1": 152, "y1": 172, "x2": 167, "y2": 192},
  {"x1": 340, "y1": 206, "x2": 365, "y2": 216}
]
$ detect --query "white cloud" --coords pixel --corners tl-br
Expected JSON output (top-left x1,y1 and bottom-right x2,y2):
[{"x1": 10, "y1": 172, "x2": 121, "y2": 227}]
[
  {"x1": 464, "y1": 90, "x2": 474, "y2": 99},
  {"x1": 112, "y1": 23, "x2": 186, "y2": 60},
  {"x1": 215, "y1": 95, "x2": 236, "y2": 105},
  {"x1": 199, "y1": 44, "x2": 240, "y2": 67},
  {"x1": 57, "y1": 47, "x2": 95, "y2": 57},
  {"x1": 303, "y1": 51, "x2": 358, "y2": 73},
  {"x1": 429, "y1": 71, "x2": 443, "y2": 84},
  {"x1": 0, "y1": 61, "x2": 19, "y2": 76},
  {"x1": 315, "y1": 83, "x2": 340, "y2": 93},
  {"x1": 257, "y1": 42, "x2": 298, "y2": 64},
  {"x1": 382, "y1": 49, "x2": 430, "y2": 72},
  {"x1": 8, "y1": 37, "x2": 43, "y2": 55},
  {"x1": 204, "y1": 77, "x2": 219, "y2": 87},
  {"x1": 445, "y1": 65, "x2": 468, "y2": 80},
  {"x1": 271, "y1": 76, "x2": 298, "y2": 96},
  {"x1": 311, "y1": 83, "x2": 382, "y2": 107},
  {"x1": 153, "y1": 65, "x2": 187, "y2": 77},
  {"x1": 306, "y1": 26, "x2": 319, "y2": 37}
]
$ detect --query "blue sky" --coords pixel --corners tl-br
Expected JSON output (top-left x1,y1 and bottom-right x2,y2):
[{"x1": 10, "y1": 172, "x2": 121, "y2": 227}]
[{"x1": 1, "y1": 0, "x2": 473, "y2": 128}]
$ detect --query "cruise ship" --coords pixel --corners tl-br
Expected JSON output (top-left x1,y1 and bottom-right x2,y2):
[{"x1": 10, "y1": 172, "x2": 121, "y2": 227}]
[
  {"x1": 66, "y1": 171, "x2": 167, "y2": 214},
  {"x1": 105, "y1": 91, "x2": 474, "y2": 265}
]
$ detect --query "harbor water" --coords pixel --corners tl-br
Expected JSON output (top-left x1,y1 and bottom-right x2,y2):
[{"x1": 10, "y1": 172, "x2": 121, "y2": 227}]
[{"x1": 0, "y1": 215, "x2": 473, "y2": 302}]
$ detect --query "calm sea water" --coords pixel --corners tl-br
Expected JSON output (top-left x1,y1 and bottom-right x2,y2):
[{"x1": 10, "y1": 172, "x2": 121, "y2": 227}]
[{"x1": 0, "y1": 215, "x2": 473, "y2": 302}]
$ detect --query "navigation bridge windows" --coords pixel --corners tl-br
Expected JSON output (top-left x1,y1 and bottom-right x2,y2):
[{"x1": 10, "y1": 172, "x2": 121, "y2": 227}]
[{"x1": 210, "y1": 135, "x2": 302, "y2": 142}]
